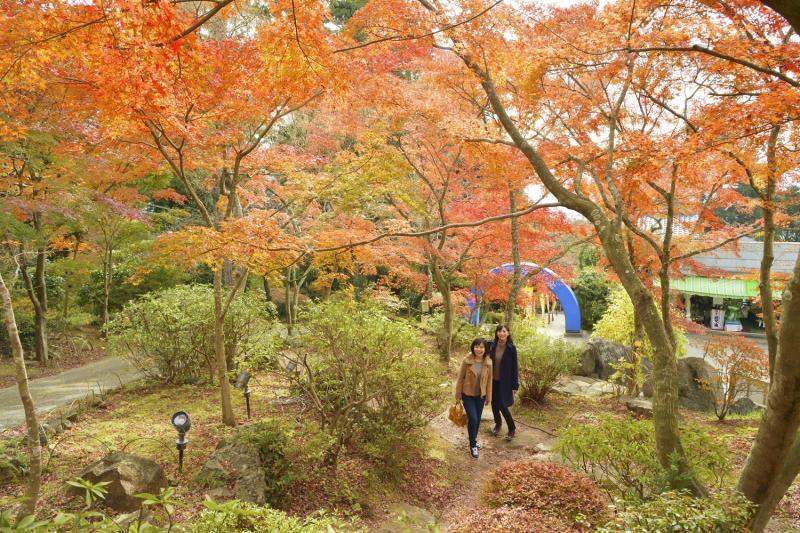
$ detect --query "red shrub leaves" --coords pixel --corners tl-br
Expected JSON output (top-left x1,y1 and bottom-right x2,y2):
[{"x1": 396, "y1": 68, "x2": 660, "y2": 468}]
[{"x1": 484, "y1": 461, "x2": 610, "y2": 527}]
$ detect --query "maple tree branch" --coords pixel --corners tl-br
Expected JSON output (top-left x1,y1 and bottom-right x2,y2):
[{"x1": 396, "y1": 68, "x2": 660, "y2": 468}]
[
  {"x1": 333, "y1": 0, "x2": 504, "y2": 53},
  {"x1": 313, "y1": 201, "x2": 562, "y2": 253},
  {"x1": 464, "y1": 137, "x2": 516, "y2": 147},
  {"x1": 171, "y1": 0, "x2": 235, "y2": 42},
  {"x1": 626, "y1": 46, "x2": 800, "y2": 88},
  {"x1": 672, "y1": 226, "x2": 763, "y2": 262}
]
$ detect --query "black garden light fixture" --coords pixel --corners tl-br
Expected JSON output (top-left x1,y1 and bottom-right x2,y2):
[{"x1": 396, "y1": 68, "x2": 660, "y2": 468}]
[
  {"x1": 235, "y1": 371, "x2": 251, "y2": 419},
  {"x1": 171, "y1": 411, "x2": 191, "y2": 473}
]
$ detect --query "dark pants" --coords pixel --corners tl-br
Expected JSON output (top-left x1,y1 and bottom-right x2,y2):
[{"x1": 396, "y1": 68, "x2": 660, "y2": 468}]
[
  {"x1": 491, "y1": 380, "x2": 516, "y2": 433},
  {"x1": 461, "y1": 393, "x2": 484, "y2": 448}
]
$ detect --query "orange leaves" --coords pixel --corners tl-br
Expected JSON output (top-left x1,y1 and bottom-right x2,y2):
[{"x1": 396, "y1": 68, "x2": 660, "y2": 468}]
[{"x1": 154, "y1": 211, "x2": 304, "y2": 275}]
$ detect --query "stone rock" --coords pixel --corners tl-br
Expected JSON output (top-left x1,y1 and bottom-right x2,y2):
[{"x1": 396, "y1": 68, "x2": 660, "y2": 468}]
[
  {"x1": 553, "y1": 376, "x2": 615, "y2": 397},
  {"x1": 676, "y1": 357, "x2": 717, "y2": 412},
  {"x1": 116, "y1": 510, "x2": 156, "y2": 531},
  {"x1": 379, "y1": 503, "x2": 438, "y2": 533},
  {"x1": 68, "y1": 453, "x2": 167, "y2": 512},
  {"x1": 576, "y1": 338, "x2": 633, "y2": 381},
  {"x1": 730, "y1": 397, "x2": 763, "y2": 416},
  {"x1": 624, "y1": 397, "x2": 653, "y2": 417},
  {"x1": 195, "y1": 439, "x2": 266, "y2": 505}
]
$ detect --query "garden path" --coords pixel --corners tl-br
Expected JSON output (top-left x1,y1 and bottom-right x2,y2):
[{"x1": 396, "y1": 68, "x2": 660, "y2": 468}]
[
  {"x1": 0, "y1": 357, "x2": 142, "y2": 430},
  {"x1": 379, "y1": 405, "x2": 557, "y2": 532}
]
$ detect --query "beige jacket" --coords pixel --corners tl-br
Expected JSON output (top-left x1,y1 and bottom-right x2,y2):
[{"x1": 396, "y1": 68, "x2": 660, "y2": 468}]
[{"x1": 454, "y1": 355, "x2": 493, "y2": 404}]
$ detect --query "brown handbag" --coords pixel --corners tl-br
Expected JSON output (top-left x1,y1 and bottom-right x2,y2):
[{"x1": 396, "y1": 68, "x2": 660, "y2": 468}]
[{"x1": 448, "y1": 402, "x2": 467, "y2": 427}]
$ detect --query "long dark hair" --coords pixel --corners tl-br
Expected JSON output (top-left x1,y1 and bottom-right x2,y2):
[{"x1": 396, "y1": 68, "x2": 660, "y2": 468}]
[
  {"x1": 493, "y1": 324, "x2": 514, "y2": 346},
  {"x1": 470, "y1": 337, "x2": 488, "y2": 358}
]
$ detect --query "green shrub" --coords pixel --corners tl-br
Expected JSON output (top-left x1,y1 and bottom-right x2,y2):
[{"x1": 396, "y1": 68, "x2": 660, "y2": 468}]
[
  {"x1": 0, "y1": 438, "x2": 29, "y2": 484},
  {"x1": 513, "y1": 327, "x2": 580, "y2": 403},
  {"x1": 238, "y1": 420, "x2": 296, "y2": 506},
  {"x1": 556, "y1": 416, "x2": 731, "y2": 501},
  {"x1": 482, "y1": 310, "x2": 505, "y2": 326},
  {"x1": 596, "y1": 489, "x2": 753, "y2": 532},
  {"x1": 191, "y1": 499, "x2": 362, "y2": 533},
  {"x1": 484, "y1": 461, "x2": 610, "y2": 528},
  {"x1": 572, "y1": 268, "x2": 612, "y2": 330},
  {"x1": 593, "y1": 288, "x2": 688, "y2": 358},
  {"x1": 107, "y1": 285, "x2": 278, "y2": 384},
  {"x1": 291, "y1": 297, "x2": 443, "y2": 466}
]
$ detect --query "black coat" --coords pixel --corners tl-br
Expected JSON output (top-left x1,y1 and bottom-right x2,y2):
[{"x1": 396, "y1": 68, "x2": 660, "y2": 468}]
[{"x1": 489, "y1": 341, "x2": 519, "y2": 408}]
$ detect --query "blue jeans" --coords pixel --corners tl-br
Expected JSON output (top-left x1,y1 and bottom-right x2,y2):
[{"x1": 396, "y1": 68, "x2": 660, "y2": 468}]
[{"x1": 462, "y1": 393, "x2": 485, "y2": 448}]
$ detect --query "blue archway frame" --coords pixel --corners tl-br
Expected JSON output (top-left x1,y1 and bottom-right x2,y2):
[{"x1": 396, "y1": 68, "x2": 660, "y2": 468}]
[{"x1": 467, "y1": 262, "x2": 582, "y2": 334}]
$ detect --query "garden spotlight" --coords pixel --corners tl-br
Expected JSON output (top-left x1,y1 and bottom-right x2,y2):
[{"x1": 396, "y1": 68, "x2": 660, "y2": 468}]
[
  {"x1": 171, "y1": 411, "x2": 191, "y2": 473},
  {"x1": 235, "y1": 371, "x2": 251, "y2": 419}
]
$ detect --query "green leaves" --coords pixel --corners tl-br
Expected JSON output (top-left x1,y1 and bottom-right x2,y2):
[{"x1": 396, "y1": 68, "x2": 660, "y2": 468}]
[{"x1": 65, "y1": 478, "x2": 111, "y2": 509}]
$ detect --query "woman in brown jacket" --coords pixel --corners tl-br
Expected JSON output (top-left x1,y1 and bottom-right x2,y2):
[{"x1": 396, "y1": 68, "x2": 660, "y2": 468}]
[{"x1": 454, "y1": 338, "x2": 493, "y2": 458}]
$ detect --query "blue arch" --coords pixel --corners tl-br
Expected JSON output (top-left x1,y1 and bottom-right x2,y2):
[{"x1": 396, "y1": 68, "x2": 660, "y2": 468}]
[{"x1": 468, "y1": 262, "x2": 582, "y2": 334}]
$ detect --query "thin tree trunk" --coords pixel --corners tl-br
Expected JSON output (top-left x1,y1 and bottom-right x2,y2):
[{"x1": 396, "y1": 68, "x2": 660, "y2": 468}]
[
  {"x1": 505, "y1": 187, "x2": 523, "y2": 326},
  {"x1": 20, "y1": 264, "x2": 47, "y2": 365},
  {"x1": 262, "y1": 277, "x2": 272, "y2": 303},
  {"x1": 761, "y1": 126, "x2": 780, "y2": 381},
  {"x1": 285, "y1": 269, "x2": 293, "y2": 336},
  {"x1": 101, "y1": 247, "x2": 112, "y2": 335},
  {"x1": 0, "y1": 272, "x2": 42, "y2": 521},
  {"x1": 737, "y1": 252, "x2": 800, "y2": 531},
  {"x1": 214, "y1": 270, "x2": 235, "y2": 427},
  {"x1": 430, "y1": 260, "x2": 452, "y2": 361}
]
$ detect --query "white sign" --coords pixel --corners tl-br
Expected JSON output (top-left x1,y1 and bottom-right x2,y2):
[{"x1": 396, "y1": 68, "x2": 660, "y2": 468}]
[{"x1": 711, "y1": 309, "x2": 725, "y2": 330}]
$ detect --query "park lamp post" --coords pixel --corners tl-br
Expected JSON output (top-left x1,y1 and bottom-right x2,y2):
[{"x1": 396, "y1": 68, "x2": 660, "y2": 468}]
[
  {"x1": 235, "y1": 371, "x2": 251, "y2": 419},
  {"x1": 171, "y1": 411, "x2": 191, "y2": 473}
]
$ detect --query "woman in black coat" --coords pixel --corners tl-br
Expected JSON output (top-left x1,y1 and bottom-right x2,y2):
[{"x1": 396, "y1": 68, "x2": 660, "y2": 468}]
[{"x1": 488, "y1": 324, "x2": 518, "y2": 440}]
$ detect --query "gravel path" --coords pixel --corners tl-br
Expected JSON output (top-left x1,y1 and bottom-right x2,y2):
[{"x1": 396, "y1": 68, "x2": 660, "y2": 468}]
[{"x1": 0, "y1": 357, "x2": 142, "y2": 429}]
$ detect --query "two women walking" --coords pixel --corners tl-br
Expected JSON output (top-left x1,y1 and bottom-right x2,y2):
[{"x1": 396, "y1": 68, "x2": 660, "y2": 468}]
[{"x1": 454, "y1": 324, "x2": 519, "y2": 458}]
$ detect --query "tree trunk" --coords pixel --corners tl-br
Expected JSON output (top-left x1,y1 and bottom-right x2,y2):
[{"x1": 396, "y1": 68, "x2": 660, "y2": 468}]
[
  {"x1": 285, "y1": 269, "x2": 294, "y2": 336},
  {"x1": 466, "y1": 61, "x2": 702, "y2": 494},
  {"x1": 214, "y1": 270, "x2": 236, "y2": 427},
  {"x1": 0, "y1": 272, "x2": 42, "y2": 521},
  {"x1": 761, "y1": 126, "x2": 780, "y2": 382},
  {"x1": 737, "y1": 252, "x2": 800, "y2": 531},
  {"x1": 20, "y1": 263, "x2": 47, "y2": 365},
  {"x1": 505, "y1": 187, "x2": 523, "y2": 326},
  {"x1": 430, "y1": 260, "x2": 453, "y2": 361},
  {"x1": 747, "y1": 432, "x2": 800, "y2": 532},
  {"x1": 602, "y1": 226, "x2": 706, "y2": 496},
  {"x1": 262, "y1": 277, "x2": 272, "y2": 303},
  {"x1": 101, "y1": 247, "x2": 112, "y2": 335}
]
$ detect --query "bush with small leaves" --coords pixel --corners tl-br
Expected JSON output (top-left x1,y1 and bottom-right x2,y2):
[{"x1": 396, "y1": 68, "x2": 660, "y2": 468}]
[
  {"x1": 593, "y1": 288, "x2": 688, "y2": 358},
  {"x1": 107, "y1": 285, "x2": 278, "y2": 384},
  {"x1": 450, "y1": 505, "x2": 574, "y2": 533},
  {"x1": 596, "y1": 489, "x2": 753, "y2": 532},
  {"x1": 556, "y1": 416, "x2": 731, "y2": 501},
  {"x1": 237, "y1": 420, "x2": 296, "y2": 506},
  {"x1": 290, "y1": 297, "x2": 443, "y2": 467},
  {"x1": 484, "y1": 461, "x2": 610, "y2": 528},
  {"x1": 191, "y1": 498, "x2": 363, "y2": 533},
  {"x1": 702, "y1": 334, "x2": 769, "y2": 420},
  {"x1": 513, "y1": 326, "x2": 580, "y2": 403}
]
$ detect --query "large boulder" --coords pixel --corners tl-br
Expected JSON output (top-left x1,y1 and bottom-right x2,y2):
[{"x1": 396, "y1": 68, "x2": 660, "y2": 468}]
[
  {"x1": 577, "y1": 338, "x2": 634, "y2": 380},
  {"x1": 195, "y1": 439, "x2": 267, "y2": 505},
  {"x1": 676, "y1": 357, "x2": 717, "y2": 412},
  {"x1": 730, "y1": 397, "x2": 763, "y2": 416},
  {"x1": 68, "y1": 452, "x2": 168, "y2": 512}
]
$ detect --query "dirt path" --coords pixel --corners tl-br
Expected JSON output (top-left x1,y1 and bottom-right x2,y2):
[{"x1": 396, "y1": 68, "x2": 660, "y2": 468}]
[
  {"x1": 0, "y1": 356, "x2": 142, "y2": 430},
  {"x1": 428, "y1": 407, "x2": 557, "y2": 531}
]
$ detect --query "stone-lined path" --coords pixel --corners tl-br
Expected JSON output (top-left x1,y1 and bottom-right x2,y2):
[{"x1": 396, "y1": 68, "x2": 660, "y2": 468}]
[{"x1": 0, "y1": 357, "x2": 142, "y2": 429}]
